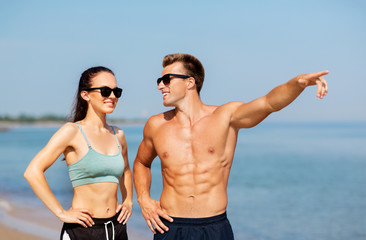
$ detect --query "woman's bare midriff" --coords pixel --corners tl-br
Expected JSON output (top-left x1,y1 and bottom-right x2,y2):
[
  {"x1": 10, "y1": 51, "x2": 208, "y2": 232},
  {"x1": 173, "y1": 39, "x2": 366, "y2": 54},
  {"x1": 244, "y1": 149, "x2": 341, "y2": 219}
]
[{"x1": 72, "y1": 182, "x2": 119, "y2": 218}]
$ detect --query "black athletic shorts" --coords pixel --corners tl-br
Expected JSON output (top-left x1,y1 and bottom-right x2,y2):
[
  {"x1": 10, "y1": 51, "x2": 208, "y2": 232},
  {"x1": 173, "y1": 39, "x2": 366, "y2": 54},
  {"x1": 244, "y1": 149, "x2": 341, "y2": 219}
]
[
  {"x1": 60, "y1": 212, "x2": 127, "y2": 240},
  {"x1": 153, "y1": 212, "x2": 234, "y2": 240}
]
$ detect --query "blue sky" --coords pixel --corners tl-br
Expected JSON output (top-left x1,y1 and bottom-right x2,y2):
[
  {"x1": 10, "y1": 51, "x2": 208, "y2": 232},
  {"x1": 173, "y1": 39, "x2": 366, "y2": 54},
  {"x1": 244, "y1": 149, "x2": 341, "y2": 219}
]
[{"x1": 1, "y1": 0, "x2": 365, "y2": 122}]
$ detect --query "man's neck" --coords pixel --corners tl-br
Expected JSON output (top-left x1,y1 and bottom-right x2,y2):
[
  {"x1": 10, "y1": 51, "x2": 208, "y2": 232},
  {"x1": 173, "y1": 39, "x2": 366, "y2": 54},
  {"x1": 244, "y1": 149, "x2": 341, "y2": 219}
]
[{"x1": 174, "y1": 95, "x2": 207, "y2": 126}]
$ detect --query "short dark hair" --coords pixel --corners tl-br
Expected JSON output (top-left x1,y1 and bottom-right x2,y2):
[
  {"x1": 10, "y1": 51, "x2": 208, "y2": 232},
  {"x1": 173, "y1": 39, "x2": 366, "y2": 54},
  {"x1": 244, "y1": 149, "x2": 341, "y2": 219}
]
[{"x1": 162, "y1": 53, "x2": 205, "y2": 94}]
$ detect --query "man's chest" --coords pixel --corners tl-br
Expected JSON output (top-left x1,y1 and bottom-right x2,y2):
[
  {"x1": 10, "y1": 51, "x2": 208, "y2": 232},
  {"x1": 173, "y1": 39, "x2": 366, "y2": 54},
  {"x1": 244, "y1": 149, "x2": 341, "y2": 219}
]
[{"x1": 152, "y1": 122, "x2": 233, "y2": 161}]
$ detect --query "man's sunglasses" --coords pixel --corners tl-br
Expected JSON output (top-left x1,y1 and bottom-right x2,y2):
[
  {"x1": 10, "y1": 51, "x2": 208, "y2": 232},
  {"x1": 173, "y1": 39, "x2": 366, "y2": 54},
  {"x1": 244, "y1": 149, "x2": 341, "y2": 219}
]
[
  {"x1": 157, "y1": 74, "x2": 190, "y2": 86},
  {"x1": 83, "y1": 87, "x2": 123, "y2": 98}
]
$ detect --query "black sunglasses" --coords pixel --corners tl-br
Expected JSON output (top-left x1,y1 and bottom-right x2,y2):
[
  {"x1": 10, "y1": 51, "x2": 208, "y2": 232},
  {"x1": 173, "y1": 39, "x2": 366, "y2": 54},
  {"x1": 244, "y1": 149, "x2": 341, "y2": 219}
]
[
  {"x1": 83, "y1": 87, "x2": 123, "y2": 98},
  {"x1": 157, "y1": 74, "x2": 190, "y2": 86}
]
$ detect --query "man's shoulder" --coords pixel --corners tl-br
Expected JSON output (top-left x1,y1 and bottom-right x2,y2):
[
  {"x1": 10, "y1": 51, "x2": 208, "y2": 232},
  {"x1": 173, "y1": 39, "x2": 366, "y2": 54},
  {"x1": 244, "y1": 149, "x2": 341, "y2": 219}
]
[
  {"x1": 215, "y1": 101, "x2": 245, "y2": 113},
  {"x1": 149, "y1": 110, "x2": 174, "y2": 121},
  {"x1": 144, "y1": 110, "x2": 174, "y2": 128}
]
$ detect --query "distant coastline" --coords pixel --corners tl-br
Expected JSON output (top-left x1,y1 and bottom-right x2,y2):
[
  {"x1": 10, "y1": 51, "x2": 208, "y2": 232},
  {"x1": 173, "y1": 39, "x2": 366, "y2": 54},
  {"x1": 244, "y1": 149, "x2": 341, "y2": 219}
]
[
  {"x1": 1, "y1": 114, "x2": 365, "y2": 130},
  {"x1": 0, "y1": 114, "x2": 146, "y2": 130}
]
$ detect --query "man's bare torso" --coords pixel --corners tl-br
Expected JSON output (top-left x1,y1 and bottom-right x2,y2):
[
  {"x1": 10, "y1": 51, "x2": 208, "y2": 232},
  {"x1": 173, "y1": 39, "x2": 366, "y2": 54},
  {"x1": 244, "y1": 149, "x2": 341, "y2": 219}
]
[{"x1": 151, "y1": 106, "x2": 239, "y2": 218}]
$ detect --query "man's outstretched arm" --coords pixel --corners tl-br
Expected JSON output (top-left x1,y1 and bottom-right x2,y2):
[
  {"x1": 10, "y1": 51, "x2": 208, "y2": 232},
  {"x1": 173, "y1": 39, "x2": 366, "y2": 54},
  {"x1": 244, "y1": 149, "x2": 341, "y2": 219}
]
[
  {"x1": 133, "y1": 118, "x2": 173, "y2": 234},
  {"x1": 230, "y1": 70, "x2": 329, "y2": 129}
]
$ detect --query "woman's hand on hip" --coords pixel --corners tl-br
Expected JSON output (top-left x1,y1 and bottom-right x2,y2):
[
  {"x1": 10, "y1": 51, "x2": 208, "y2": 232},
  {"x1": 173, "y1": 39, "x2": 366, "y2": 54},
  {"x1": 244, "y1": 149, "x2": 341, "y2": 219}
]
[
  {"x1": 58, "y1": 208, "x2": 94, "y2": 228},
  {"x1": 116, "y1": 202, "x2": 132, "y2": 225}
]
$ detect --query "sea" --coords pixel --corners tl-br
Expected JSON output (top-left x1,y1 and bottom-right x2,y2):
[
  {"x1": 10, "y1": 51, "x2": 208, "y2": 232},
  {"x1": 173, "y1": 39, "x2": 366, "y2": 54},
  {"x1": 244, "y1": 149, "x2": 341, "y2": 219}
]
[{"x1": 0, "y1": 121, "x2": 365, "y2": 240}]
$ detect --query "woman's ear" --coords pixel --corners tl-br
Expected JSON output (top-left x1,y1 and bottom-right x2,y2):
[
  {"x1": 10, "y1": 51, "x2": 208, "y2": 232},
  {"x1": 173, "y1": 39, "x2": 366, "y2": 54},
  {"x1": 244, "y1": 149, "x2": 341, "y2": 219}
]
[{"x1": 80, "y1": 91, "x2": 90, "y2": 102}]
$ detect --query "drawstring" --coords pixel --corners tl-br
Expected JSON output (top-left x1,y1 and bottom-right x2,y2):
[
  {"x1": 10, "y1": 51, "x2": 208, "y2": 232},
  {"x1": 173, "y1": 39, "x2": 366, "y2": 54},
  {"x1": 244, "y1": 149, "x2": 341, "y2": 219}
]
[{"x1": 104, "y1": 220, "x2": 115, "y2": 240}]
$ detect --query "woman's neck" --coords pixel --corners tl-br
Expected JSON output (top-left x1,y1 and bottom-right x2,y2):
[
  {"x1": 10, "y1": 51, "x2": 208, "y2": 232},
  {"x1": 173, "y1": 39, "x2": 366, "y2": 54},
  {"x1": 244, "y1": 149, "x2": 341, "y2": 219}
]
[{"x1": 81, "y1": 110, "x2": 108, "y2": 129}]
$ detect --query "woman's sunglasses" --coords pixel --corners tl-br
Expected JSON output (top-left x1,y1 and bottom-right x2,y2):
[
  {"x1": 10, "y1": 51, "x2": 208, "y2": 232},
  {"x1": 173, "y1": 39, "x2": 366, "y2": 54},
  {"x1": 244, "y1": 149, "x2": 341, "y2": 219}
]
[
  {"x1": 83, "y1": 87, "x2": 123, "y2": 98},
  {"x1": 157, "y1": 74, "x2": 191, "y2": 86}
]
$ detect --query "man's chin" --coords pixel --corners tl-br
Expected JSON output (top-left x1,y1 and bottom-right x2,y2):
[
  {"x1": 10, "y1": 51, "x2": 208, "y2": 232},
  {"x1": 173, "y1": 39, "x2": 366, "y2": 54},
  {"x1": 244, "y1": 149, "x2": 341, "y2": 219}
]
[{"x1": 163, "y1": 101, "x2": 172, "y2": 107}]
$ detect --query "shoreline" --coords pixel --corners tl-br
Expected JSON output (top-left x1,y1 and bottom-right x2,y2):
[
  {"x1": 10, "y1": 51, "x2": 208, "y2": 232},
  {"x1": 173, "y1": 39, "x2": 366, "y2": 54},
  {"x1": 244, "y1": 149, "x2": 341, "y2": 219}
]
[
  {"x1": 0, "y1": 224, "x2": 48, "y2": 240},
  {"x1": 0, "y1": 197, "x2": 61, "y2": 240}
]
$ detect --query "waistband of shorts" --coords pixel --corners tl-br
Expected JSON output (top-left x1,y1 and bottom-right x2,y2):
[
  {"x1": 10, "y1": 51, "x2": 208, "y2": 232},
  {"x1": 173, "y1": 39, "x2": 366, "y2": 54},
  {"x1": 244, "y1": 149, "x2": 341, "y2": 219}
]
[
  {"x1": 91, "y1": 211, "x2": 120, "y2": 226},
  {"x1": 164, "y1": 212, "x2": 228, "y2": 225}
]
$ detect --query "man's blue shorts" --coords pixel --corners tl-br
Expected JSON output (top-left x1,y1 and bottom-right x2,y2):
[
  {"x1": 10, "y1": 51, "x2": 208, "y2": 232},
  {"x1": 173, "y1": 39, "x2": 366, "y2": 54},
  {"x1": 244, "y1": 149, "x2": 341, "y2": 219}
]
[{"x1": 154, "y1": 212, "x2": 234, "y2": 240}]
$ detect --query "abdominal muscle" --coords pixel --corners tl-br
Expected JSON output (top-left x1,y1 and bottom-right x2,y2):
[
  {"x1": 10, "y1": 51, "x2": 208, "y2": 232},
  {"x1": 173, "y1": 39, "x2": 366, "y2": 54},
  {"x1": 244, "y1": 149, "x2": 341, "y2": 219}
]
[
  {"x1": 160, "y1": 162, "x2": 230, "y2": 218},
  {"x1": 71, "y1": 182, "x2": 119, "y2": 218}
]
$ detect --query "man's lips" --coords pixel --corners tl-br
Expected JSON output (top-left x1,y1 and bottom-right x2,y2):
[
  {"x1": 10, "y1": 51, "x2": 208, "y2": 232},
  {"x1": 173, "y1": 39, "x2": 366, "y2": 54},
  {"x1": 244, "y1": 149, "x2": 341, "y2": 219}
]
[{"x1": 162, "y1": 92, "x2": 169, "y2": 99}]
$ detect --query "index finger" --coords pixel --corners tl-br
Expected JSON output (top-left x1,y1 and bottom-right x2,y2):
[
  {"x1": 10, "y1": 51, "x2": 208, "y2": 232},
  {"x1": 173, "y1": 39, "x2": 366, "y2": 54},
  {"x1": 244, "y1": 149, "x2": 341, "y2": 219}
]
[
  {"x1": 79, "y1": 209, "x2": 94, "y2": 217},
  {"x1": 153, "y1": 215, "x2": 169, "y2": 233},
  {"x1": 116, "y1": 204, "x2": 123, "y2": 213},
  {"x1": 158, "y1": 209, "x2": 173, "y2": 223},
  {"x1": 305, "y1": 70, "x2": 329, "y2": 80},
  {"x1": 151, "y1": 209, "x2": 174, "y2": 233},
  {"x1": 122, "y1": 212, "x2": 131, "y2": 225}
]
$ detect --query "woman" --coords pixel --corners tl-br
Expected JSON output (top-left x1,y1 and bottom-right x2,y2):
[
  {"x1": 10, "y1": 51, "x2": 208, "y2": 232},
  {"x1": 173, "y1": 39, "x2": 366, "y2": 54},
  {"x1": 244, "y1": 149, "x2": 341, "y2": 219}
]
[{"x1": 24, "y1": 66, "x2": 133, "y2": 240}]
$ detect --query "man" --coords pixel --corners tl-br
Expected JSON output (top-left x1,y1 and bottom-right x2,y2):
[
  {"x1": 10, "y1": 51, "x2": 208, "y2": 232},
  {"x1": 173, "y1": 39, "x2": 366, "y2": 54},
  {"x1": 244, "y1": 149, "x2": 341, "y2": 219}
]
[{"x1": 133, "y1": 53, "x2": 328, "y2": 240}]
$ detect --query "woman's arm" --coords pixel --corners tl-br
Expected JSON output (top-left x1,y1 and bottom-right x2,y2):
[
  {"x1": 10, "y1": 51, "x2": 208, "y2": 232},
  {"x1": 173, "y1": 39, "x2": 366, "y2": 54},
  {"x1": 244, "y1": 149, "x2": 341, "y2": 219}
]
[
  {"x1": 115, "y1": 127, "x2": 133, "y2": 224},
  {"x1": 24, "y1": 123, "x2": 94, "y2": 228}
]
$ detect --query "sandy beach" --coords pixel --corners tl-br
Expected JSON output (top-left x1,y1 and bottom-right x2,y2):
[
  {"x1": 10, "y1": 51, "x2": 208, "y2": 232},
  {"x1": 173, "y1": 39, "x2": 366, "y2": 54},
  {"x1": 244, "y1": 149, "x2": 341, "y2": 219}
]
[
  {"x1": 0, "y1": 224, "x2": 48, "y2": 240},
  {"x1": 0, "y1": 197, "x2": 61, "y2": 240}
]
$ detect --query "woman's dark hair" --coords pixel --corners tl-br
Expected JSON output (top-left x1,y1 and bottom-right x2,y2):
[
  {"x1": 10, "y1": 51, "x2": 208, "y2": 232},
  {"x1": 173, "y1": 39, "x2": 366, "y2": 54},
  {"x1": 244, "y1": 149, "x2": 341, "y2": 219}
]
[{"x1": 70, "y1": 66, "x2": 114, "y2": 122}]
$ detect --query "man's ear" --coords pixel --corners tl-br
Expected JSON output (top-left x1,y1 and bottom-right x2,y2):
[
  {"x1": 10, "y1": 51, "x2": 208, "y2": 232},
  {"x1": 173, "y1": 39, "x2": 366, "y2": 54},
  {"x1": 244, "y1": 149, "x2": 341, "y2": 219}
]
[{"x1": 187, "y1": 77, "x2": 196, "y2": 90}]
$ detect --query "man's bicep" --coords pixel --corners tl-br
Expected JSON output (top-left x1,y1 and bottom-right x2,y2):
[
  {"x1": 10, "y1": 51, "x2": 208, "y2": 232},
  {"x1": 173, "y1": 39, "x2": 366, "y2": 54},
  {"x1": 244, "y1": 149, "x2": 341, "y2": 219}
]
[
  {"x1": 135, "y1": 137, "x2": 157, "y2": 168},
  {"x1": 230, "y1": 97, "x2": 272, "y2": 129}
]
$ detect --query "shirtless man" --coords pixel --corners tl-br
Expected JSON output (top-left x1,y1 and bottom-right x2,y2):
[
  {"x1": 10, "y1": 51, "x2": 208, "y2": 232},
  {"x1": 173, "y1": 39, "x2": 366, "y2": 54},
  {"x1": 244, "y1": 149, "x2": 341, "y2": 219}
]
[{"x1": 133, "y1": 53, "x2": 328, "y2": 240}]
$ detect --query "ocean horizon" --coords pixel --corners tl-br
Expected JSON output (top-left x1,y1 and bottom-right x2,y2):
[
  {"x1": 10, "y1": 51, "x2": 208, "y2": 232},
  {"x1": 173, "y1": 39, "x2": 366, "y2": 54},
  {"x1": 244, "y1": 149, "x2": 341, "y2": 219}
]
[{"x1": 1, "y1": 121, "x2": 365, "y2": 240}]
